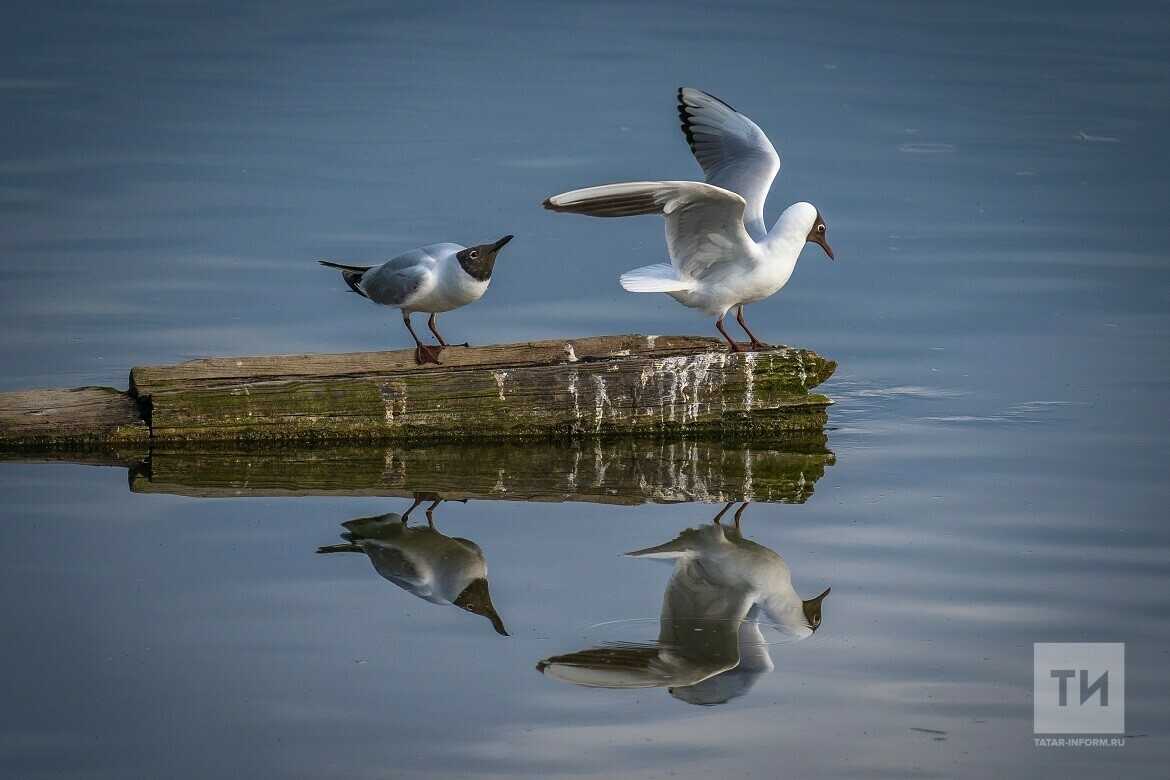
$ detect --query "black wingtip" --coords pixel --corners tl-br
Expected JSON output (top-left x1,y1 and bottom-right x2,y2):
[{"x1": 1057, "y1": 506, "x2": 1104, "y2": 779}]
[
  {"x1": 678, "y1": 87, "x2": 698, "y2": 148},
  {"x1": 679, "y1": 86, "x2": 737, "y2": 112},
  {"x1": 679, "y1": 87, "x2": 742, "y2": 154},
  {"x1": 543, "y1": 197, "x2": 571, "y2": 213}
]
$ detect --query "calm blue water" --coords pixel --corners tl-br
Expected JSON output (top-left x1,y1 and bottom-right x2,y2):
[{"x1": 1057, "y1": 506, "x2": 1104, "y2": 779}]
[{"x1": 2, "y1": 1, "x2": 1168, "y2": 776}]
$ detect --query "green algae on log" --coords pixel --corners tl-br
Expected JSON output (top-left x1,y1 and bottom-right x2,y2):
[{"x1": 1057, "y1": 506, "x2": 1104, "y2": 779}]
[{"x1": 129, "y1": 335, "x2": 834, "y2": 441}]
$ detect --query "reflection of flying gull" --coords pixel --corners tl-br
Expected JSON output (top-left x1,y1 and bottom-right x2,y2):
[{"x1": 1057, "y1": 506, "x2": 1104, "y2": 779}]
[
  {"x1": 319, "y1": 235, "x2": 513, "y2": 364},
  {"x1": 317, "y1": 496, "x2": 508, "y2": 635},
  {"x1": 537, "y1": 502, "x2": 829, "y2": 705},
  {"x1": 544, "y1": 87, "x2": 834, "y2": 352}
]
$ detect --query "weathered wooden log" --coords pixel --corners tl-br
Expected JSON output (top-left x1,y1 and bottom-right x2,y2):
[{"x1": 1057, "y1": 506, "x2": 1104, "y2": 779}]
[
  {"x1": 0, "y1": 335, "x2": 835, "y2": 445},
  {"x1": 129, "y1": 334, "x2": 834, "y2": 442},
  {"x1": 132, "y1": 436, "x2": 835, "y2": 504}
]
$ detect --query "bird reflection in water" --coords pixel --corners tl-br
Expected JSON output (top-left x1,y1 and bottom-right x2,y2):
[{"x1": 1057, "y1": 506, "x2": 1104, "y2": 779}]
[
  {"x1": 316, "y1": 493, "x2": 508, "y2": 635},
  {"x1": 537, "y1": 501, "x2": 828, "y2": 705}
]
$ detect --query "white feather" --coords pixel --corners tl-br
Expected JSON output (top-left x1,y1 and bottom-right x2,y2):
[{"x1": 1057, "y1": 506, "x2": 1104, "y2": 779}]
[{"x1": 619, "y1": 263, "x2": 693, "y2": 293}]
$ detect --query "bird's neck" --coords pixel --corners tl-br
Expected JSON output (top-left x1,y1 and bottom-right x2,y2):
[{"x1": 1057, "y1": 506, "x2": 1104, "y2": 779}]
[
  {"x1": 762, "y1": 212, "x2": 812, "y2": 264},
  {"x1": 758, "y1": 228, "x2": 805, "y2": 274}
]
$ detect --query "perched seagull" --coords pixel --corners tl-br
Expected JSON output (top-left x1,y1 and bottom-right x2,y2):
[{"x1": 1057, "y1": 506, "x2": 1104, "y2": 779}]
[
  {"x1": 319, "y1": 235, "x2": 513, "y2": 364},
  {"x1": 316, "y1": 495, "x2": 508, "y2": 636},
  {"x1": 543, "y1": 87, "x2": 834, "y2": 351},
  {"x1": 537, "y1": 503, "x2": 829, "y2": 705}
]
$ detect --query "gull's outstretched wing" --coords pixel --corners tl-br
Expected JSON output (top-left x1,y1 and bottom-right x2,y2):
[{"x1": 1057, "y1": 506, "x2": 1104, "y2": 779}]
[
  {"x1": 678, "y1": 87, "x2": 780, "y2": 241},
  {"x1": 544, "y1": 181, "x2": 756, "y2": 280}
]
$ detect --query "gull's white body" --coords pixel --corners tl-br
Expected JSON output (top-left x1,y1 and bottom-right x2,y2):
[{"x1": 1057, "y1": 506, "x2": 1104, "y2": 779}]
[
  {"x1": 610, "y1": 189, "x2": 820, "y2": 319},
  {"x1": 354, "y1": 243, "x2": 489, "y2": 317}
]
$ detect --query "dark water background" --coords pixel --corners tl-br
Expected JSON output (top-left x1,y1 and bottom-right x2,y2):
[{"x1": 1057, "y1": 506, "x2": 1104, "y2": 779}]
[{"x1": 2, "y1": 2, "x2": 1168, "y2": 776}]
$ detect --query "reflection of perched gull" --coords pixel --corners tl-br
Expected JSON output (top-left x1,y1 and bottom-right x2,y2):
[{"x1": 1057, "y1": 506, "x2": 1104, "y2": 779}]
[
  {"x1": 537, "y1": 503, "x2": 828, "y2": 705},
  {"x1": 544, "y1": 88, "x2": 834, "y2": 351},
  {"x1": 317, "y1": 496, "x2": 508, "y2": 636}
]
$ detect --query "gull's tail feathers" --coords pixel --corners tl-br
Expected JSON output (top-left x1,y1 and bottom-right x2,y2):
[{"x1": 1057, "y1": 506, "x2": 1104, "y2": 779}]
[
  {"x1": 317, "y1": 260, "x2": 373, "y2": 273},
  {"x1": 620, "y1": 263, "x2": 693, "y2": 293},
  {"x1": 318, "y1": 260, "x2": 372, "y2": 298}
]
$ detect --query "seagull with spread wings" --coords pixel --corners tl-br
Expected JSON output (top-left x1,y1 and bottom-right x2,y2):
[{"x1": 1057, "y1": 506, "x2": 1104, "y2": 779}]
[{"x1": 544, "y1": 88, "x2": 833, "y2": 351}]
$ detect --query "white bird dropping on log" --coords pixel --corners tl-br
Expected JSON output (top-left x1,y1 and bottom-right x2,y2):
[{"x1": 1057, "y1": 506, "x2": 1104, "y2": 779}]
[
  {"x1": 544, "y1": 88, "x2": 834, "y2": 352},
  {"x1": 320, "y1": 235, "x2": 513, "y2": 364}
]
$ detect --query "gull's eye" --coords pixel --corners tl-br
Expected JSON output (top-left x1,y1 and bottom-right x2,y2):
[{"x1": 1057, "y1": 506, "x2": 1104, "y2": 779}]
[
  {"x1": 470, "y1": 250, "x2": 479, "y2": 259},
  {"x1": 817, "y1": 224, "x2": 826, "y2": 234}
]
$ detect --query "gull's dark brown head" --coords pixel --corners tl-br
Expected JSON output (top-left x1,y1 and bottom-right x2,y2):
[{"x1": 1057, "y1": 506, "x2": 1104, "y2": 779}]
[
  {"x1": 806, "y1": 212, "x2": 834, "y2": 260},
  {"x1": 457, "y1": 234, "x2": 513, "y2": 281},
  {"x1": 802, "y1": 586, "x2": 831, "y2": 631},
  {"x1": 453, "y1": 577, "x2": 509, "y2": 636}
]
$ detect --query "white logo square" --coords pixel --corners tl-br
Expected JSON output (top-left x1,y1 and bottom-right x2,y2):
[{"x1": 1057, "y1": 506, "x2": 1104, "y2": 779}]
[{"x1": 1034, "y1": 643, "x2": 1124, "y2": 734}]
